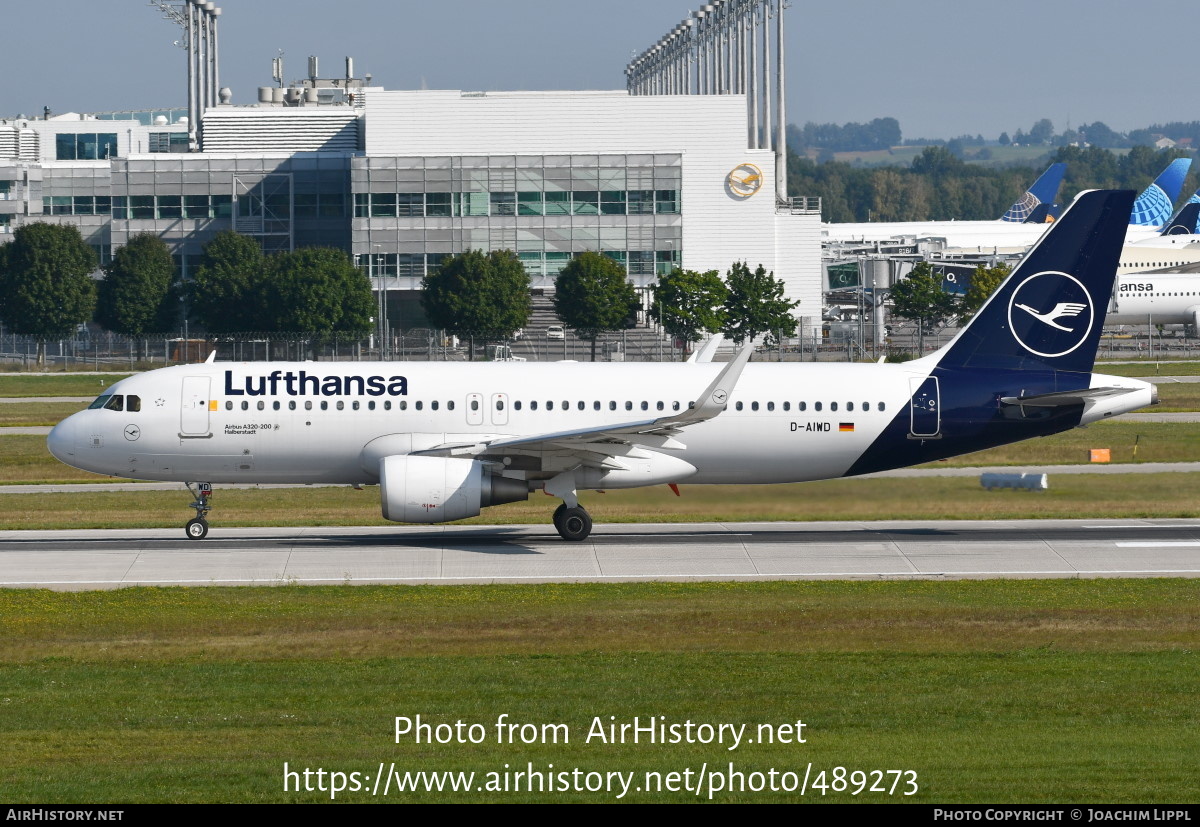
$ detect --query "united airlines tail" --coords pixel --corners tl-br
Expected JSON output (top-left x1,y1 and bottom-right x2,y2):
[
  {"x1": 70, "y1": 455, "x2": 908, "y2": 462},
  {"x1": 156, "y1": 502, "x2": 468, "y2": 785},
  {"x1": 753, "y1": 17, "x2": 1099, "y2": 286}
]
[
  {"x1": 1130, "y1": 158, "x2": 1192, "y2": 226},
  {"x1": 999, "y1": 162, "x2": 1067, "y2": 223},
  {"x1": 935, "y1": 188, "x2": 1136, "y2": 374}
]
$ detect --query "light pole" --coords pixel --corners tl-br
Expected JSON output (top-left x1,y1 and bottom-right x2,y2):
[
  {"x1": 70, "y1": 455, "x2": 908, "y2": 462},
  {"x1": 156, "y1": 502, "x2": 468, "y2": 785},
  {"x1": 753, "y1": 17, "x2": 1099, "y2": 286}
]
[{"x1": 373, "y1": 244, "x2": 385, "y2": 360}]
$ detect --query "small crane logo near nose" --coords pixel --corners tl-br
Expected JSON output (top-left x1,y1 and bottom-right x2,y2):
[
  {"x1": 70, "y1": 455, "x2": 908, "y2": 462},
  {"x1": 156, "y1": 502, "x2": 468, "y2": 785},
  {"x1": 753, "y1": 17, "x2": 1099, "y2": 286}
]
[{"x1": 124, "y1": 425, "x2": 141, "y2": 441}]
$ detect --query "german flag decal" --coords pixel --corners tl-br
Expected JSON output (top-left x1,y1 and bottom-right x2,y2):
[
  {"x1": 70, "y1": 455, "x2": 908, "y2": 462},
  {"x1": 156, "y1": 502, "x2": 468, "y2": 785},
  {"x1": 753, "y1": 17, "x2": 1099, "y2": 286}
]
[{"x1": 839, "y1": 423, "x2": 855, "y2": 432}]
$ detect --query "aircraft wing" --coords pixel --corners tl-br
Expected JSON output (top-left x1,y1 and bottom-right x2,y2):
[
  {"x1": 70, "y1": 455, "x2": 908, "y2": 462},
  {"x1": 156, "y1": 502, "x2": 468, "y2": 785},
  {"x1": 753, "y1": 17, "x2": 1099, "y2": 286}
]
[{"x1": 414, "y1": 345, "x2": 753, "y2": 462}]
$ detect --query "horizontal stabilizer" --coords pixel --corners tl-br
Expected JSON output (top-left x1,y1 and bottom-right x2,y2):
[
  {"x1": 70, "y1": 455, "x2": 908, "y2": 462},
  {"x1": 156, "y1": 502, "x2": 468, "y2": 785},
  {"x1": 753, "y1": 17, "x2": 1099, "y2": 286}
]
[{"x1": 999, "y1": 387, "x2": 1136, "y2": 408}]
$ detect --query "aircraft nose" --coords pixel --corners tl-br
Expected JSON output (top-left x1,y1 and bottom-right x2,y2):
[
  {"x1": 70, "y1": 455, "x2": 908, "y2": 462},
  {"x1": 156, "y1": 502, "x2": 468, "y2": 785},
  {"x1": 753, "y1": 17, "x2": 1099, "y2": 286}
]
[{"x1": 47, "y1": 415, "x2": 78, "y2": 464}]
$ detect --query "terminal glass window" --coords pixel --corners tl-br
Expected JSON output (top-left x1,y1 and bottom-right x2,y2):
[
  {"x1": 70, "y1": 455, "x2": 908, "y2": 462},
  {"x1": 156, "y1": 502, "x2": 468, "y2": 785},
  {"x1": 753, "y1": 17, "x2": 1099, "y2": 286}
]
[
  {"x1": 543, "y1": 191, "x2": 570, "y2": 216},
  {"x1": 425, "y1": 192, "x2": 452, "y2": 216},
  {"x1": 371, "y1": 193, "x2": 397, "y2": 217},
  {"x1": 46, "y1": 196, "x2": 72, "y2": 216},
  {"x1": 157, "y1": 195, "x2": 182, "y2": 219},
  {"x1": 490, "y1": 191, "x2": 516, "y2": 216},
  {"x1": 655, "y1": 190, "x2": 680, "y2": 214},
  {"x1": 517, "y1": 192, "x2": 543, "y2": 216},
  {"x1": 294, "y1": 193, "x2": 319, "y2": 217},
  {"x1": 129, "y1": 196, "x2": 155, "y2": 220},
  {"x1": 149, "y1": 132, "x2": 188, "y2": 153},
  {"x1": 628, "y1": 190, "x2": 655, "y2": 215},
  {"x1": 397, "y1": 193, "x2": 423, "y2": 217},
  {"x1": 600, "y1": 191, "x2": 626, "y2": 215},
  {"x1": 55, "y1": 133, "x2": 118, "y2": 160},
  {"x1": 572, "y1": 191, "x2": 599, "y2": 215}
]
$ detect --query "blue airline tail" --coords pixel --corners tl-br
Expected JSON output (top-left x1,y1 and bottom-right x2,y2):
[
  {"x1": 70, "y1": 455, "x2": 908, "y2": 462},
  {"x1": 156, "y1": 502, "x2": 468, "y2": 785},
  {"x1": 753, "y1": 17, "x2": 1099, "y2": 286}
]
[
  {"x1": 1130, "y1": 158, "x2": 1192, "y2": 226},
  {"x1": 1160, "y1": 201, "x2": 1200, "y2": 236},
  {"x1": 999, "y1": 162, "x2": 1066, "y2": 222},
  {"x1": 935, "y1": 189, "x2": 1136, "y2": 375},
  {"x1": 845, "y1": 190, "x2": 1138, "y2": 478}
]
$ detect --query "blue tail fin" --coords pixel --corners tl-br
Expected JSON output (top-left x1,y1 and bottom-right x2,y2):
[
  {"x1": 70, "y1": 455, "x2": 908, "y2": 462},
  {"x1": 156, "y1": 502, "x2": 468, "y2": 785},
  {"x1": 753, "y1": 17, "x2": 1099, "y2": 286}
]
[
  {"x1": 1023, "y1": 202, "x2": 1053, "y2": 224},
  {"x1": 935, "y1": 189, "x2": 1136, "y2": 374},
  {"x1": 1160, "y1": 201, "x2": 1200, "y2": 236},
  {"x1": 1130, "y1": 158, "x2": 1191, "y2": 226},
  {"x1": 1000, "y1": 162, "x2": 1066, "y2": 222}
]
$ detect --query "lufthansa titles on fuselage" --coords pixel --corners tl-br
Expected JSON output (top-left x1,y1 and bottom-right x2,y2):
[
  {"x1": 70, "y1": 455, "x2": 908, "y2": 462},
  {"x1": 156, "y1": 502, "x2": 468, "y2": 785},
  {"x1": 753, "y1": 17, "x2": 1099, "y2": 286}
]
[
  {"x1": 224, "y1": 370, "x2": 409, "y2": 398},
  {"x1": 1119, "y1": 283, "x2": 1154, "y2": 292}
]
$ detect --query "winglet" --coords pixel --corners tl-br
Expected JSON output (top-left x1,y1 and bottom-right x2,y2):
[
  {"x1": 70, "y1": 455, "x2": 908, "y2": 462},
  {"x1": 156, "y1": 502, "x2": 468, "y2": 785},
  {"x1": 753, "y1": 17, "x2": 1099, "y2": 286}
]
[
  {"x1": 204, "y1": 349, "x2": 216, "y2": 364},
  {"x1": 685, "y1": 344, "x2": 753, "y2": 421},
  {"x1": 687, "y1": 334, "x2": 725, "y2": 364}
]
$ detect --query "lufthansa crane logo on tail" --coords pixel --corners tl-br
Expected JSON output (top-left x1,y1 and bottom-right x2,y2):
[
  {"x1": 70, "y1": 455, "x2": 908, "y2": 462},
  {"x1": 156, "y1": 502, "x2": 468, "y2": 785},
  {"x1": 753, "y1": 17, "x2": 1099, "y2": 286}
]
[
  {"x1": 1006, "y1": 271, "x2": 1094, "y2": 358},
  {"x1": 1015, "y1": 301, "x2": 1087, "y2": 332}
]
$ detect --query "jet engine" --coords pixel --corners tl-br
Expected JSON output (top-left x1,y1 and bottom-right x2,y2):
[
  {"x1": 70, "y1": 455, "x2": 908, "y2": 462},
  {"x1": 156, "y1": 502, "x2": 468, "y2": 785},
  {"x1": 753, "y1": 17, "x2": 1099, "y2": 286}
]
[{"x1": 379, "y1": 455, "x2": 528, "y2": 524}]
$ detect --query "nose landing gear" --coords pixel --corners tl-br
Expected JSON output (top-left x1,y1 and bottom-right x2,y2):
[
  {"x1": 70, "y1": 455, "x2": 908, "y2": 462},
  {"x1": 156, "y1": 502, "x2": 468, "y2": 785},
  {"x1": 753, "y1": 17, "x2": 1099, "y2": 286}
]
[{"x1": 185, "y1": 482, "x2": 212, "y2": 540}]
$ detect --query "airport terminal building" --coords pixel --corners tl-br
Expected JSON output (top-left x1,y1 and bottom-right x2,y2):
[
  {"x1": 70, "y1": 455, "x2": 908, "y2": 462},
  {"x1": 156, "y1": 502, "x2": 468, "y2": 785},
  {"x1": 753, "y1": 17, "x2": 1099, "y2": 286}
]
[{"x1": 0, "y1": 85, "x2": 821, "y2": 333}]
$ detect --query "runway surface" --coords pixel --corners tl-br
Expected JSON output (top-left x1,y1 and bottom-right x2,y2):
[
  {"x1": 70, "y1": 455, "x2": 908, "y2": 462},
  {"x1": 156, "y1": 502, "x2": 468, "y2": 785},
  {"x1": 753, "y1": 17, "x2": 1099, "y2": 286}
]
[{"x1": 3, "y1": 518, "x2": 1200, "y2": 590}]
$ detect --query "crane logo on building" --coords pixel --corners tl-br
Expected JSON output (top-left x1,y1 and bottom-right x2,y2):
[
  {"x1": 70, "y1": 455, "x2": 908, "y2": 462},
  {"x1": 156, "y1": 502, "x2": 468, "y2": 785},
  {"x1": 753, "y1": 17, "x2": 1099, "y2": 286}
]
[{"x1": 727, "y1": 163, "x2": 764, "y2": 198}]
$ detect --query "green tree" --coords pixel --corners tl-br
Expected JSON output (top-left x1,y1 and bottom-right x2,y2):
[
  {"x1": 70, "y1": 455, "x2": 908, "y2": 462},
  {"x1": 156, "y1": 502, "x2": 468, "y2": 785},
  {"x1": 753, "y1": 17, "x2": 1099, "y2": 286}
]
[
  {"x1": 649, "y1": 268, "x2": 728, "y2": 360},
  {"x1": 960, "y1": 263, "x2": 1010, "y2": 320},
  {"x1": 257, "y1": 248, "x2": 373, "y2": 341},
  {"x1": 888, "y1": 262, "x2": 960, "y2": 353},
  {"x1": 0, "y1": 223, "x2": 96, "y2": 365},
  {"x1": 189, "y1": 231, "x2": 264, "y2": 334},
  {"x1": 553, "y1": 251, "x2": 638, "y2": 361},
  {"x1": 722, "y1": 262, "x2": 799, "y2": 348},
  {"x1": 96, "y1": 234, "x2": 175, "y2": 356},
  {"x1": 1029, "y1": 118, "x2": 1055, "y2": 145},
  {"x1": 421, "y1": 249, "x2": 531, "y2": 360}
]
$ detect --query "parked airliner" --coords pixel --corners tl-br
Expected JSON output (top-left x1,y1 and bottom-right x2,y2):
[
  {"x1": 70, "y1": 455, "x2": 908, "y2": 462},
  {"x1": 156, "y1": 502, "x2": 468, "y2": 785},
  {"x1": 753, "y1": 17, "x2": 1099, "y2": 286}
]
[
  {"x1": 48, "y1": 190, "x2": 1156, "y2": 541},
  {"x1": 826, "y1": 160, "x2": 1191, "y2": 252}
]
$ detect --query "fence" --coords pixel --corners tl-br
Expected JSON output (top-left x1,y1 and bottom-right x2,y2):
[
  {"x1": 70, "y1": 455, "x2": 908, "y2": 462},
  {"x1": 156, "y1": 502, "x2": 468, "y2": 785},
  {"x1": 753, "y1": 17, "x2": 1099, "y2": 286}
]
[{"x1": 3, "y1": 323, "x2": 1197, "y2": 371}]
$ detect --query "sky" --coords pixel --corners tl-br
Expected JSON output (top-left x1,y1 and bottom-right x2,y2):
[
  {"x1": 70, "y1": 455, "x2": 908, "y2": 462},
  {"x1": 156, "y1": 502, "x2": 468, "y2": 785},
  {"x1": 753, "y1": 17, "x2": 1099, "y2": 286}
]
[{"x1": 1, "y1": 0, "x2": 1194, "y2": 141}]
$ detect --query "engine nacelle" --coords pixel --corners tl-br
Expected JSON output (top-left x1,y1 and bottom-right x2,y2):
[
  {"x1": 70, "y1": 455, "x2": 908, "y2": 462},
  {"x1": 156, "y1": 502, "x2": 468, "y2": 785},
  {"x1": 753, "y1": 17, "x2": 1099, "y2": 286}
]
[{"x1": 379, "y1": 455, "x2": 528, "y2": 524}]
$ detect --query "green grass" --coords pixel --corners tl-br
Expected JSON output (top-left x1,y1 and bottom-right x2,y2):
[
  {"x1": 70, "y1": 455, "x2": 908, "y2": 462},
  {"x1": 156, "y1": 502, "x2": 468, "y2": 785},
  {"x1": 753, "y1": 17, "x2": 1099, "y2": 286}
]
[
  {"x1": 1096, "y1": 360, "x2": 1200, "y2": 376},
  {"x1": 0, "y1": 401, "x2": 88, "y2": 427},
  {"x1": 1146, "y1": 381, "x2": 1200, "y2": 411},
  {"x1": 2, "y1": 471, "x2": 1200, "y2": 530},
  {"x1": 0, "y1": 435, "x2": 117, "y2": 484},
  {"x1": 935, "y1": 421, "x2": 1200, "y2": 466},
  {"x1": 0, "y1": 374, "x2": 129, "y2": 398},
  {"x1": 0, "y1": 581, "x2": 1196, "y2": 802}
]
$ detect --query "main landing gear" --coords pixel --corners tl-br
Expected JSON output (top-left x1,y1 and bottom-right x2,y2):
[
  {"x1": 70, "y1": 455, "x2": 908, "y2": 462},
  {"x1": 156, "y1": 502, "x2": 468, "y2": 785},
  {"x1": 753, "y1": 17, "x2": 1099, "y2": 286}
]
[
  {"x1": 553, "y1": 503, "x2": 592, "y2": 541},
  {"x1": 184, "y1": 482, "x2": 212, "y2": 540}
]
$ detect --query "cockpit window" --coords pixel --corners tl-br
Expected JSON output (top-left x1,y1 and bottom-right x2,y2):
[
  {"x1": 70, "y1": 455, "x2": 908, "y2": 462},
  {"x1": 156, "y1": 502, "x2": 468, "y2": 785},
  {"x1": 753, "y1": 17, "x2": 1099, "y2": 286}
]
[
  {"x1": 127, "y1": 395, "x2": 141, "y2": 412},
  {"x1": 89, "y1": 394, "x2": 128, "y2": 411}
]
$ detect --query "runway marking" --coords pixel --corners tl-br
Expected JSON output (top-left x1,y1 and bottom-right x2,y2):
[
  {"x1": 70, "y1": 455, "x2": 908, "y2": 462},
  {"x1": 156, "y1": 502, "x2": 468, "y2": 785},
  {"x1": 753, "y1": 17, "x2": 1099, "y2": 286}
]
[
  {"x1": 1083, "y1": 525, "x2": 1197, "y2": 529},
  {"x1": 4, "y1": 569, "x2": 1200, "y2": 587},
  {"x1": 1116, "y1": 542, "x2": 1200, "y2": 548}
]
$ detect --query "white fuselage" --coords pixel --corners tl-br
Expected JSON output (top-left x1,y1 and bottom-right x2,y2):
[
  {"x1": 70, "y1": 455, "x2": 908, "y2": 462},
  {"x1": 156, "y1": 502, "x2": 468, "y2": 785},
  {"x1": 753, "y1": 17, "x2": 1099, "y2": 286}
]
[
  {"x1": 1109, "y1": 274, "x2": 1200, "y2": 325},
  {"x1": 48, "y1": 359, "x2": 1154, "y2": 492},
  {"x1": 49, "y1": 362, "x2": 922, "y2": 487}
]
